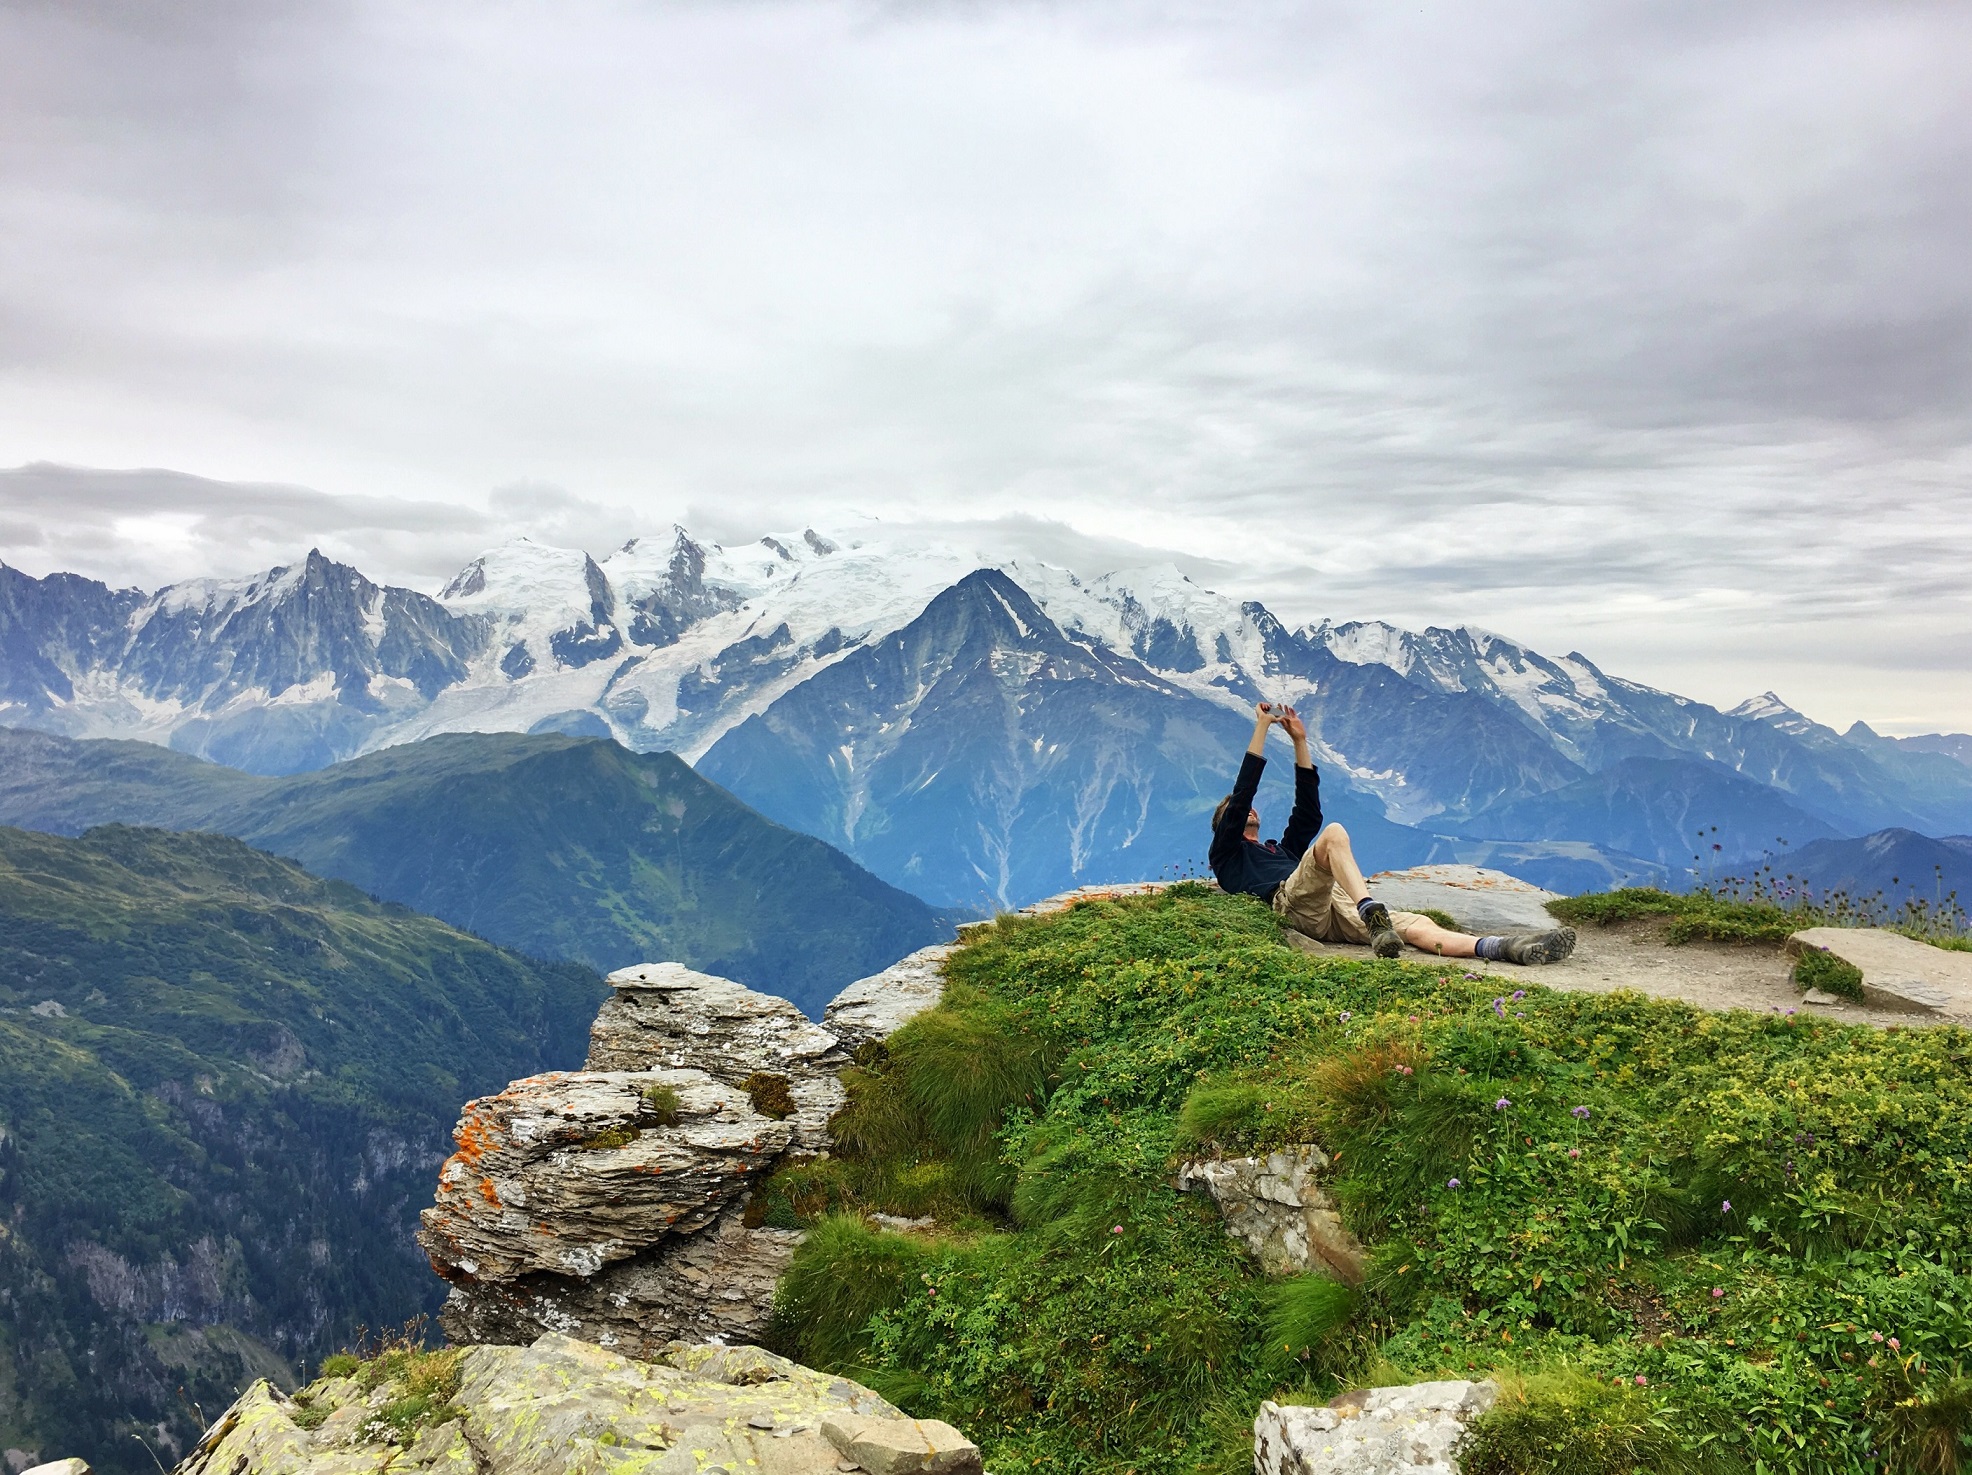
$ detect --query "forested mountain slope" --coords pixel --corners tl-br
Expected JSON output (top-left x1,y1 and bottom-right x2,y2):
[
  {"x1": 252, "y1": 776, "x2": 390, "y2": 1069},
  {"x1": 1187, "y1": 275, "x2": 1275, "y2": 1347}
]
[
  {"x1": 0, "y1": 728, "x2": 948, "y2": 1013},
  {"x1": 0, "y1": 825, "x2": 605, "y2": 1475}
]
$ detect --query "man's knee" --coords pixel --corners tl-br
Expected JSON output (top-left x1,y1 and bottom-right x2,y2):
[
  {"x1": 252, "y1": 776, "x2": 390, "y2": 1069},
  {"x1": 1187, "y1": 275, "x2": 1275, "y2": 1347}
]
[{"x1": 1314, "y1": 822, "x2": 1350, "y2": 857}]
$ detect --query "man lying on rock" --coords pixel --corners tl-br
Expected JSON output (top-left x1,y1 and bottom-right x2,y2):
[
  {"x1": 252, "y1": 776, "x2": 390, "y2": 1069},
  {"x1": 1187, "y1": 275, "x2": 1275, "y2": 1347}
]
[{"x1": 1209, "y1": 702, "x2": 1577, "y2": 965}]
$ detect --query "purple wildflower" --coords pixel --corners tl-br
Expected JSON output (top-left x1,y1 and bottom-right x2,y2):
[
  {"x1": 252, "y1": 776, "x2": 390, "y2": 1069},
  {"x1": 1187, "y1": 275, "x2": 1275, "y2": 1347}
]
[
  {"x1": 1571, "y1": 1106, "x2": 1591, "y2": 1120},
  {"x1": 1447, "y1": 1178, "x2": 1461, "y2": 1189},
  {"x1": 1339, "y1": 1011, "x2": 1352, "y2": 1022},
  {"x1": 1511, "y1": 990, "x2": 1526, "y2": 1001},
  {"x1": 1722, "y1": 1200, "x2": 1733, "y2": 1214},
  {"x1": 1494, "y1": 1097, "x2": 1512, "y2": 1111}
]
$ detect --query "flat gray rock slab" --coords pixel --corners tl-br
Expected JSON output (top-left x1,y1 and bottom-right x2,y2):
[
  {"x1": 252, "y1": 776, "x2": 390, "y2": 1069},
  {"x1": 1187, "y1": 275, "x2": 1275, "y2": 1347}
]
[
  {"x1": 1790, "y1": 928, "x2": 1972, "y2": 1015},
  {"x1": 1366, "y1": 865, "x2": 1561, "y2": 936},
  {"x1": 1255, "y1": 1380, "x2": 1498, "y2": 1474}
]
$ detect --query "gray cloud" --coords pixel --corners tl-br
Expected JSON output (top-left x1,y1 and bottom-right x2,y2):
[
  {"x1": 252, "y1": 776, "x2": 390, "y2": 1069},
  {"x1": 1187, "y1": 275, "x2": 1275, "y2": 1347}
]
[{"x1": 0, "y1": 0, "x2": 1968, "y2": 731}]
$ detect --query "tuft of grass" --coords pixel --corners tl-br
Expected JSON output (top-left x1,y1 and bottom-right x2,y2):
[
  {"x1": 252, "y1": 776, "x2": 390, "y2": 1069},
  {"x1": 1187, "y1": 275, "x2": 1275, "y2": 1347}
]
[
  {"x1": 771, "y1": 1213, "x2": 941, "y2": 1370},
  {"x1": 641, "y1": 1083, "x2": 681, "y2": 1124},
  {"x1": 1461, "y1": 1371, "x2": 1733, "y2": 1475},
  {"x1": 317, "y1": 1352, "x2": 360, "y2": 1379},
  {"x1": 1262, "y1": 1274, "x2": 1359, "y2": 1371},
  {"x1": 1547, "y1": 888, "x2": 1798, "y2": 946},
  {"x1": 1878, "y1": 1371, "x2": 1972, "y2": 1475},
  {"x1": 1794, "y1": 945, "x2": 1866, "y2": 1002},
  {"x1": 1418, "y1": 908, "x2": 1460, "y2": 931}
]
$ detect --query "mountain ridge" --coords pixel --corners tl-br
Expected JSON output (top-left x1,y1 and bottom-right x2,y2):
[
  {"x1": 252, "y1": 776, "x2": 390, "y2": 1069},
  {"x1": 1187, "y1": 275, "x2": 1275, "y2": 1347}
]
[
  {"x1": 7, "y1": 519, "x2": 1972, "y2": 907},
  {"x1": 0, "y1": 727, "x2": 947, "y2": 1014}
]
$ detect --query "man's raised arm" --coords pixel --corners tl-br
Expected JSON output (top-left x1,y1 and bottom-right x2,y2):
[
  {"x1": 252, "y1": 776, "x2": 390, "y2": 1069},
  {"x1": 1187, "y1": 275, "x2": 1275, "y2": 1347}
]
[{"x1": 1278, "y1": 706, "x2": 1324, "y2": 857}]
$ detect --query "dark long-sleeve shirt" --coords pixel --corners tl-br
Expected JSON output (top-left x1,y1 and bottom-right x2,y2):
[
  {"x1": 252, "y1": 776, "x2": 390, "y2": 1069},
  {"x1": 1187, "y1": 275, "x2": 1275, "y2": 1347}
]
[{"x1": 1208, "y1": 751, "x2": 1323, "y2": 903}]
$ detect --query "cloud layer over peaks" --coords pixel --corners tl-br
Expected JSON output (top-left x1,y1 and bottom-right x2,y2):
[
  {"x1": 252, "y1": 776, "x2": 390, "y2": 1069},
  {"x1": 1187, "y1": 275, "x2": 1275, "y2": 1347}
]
[{"x1": 0, "y1": 1, "x2": 1968, "y2": 732}]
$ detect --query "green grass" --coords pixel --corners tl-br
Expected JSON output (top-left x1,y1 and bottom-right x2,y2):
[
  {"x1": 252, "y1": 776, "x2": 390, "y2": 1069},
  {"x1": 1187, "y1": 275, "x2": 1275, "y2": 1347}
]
[
  {"x1": 765, "y1": 884, "x2": 1972, "y2": 1475},
  {"x1": 1550, "y1": 885, "x2": 1971, "y2": 954},
  {"x1": 1794, "y1": 946, "x2": 1867, "y2": 1003},
  {"x1": 1547, "y1": 887, "x2": 1804, "y2": 946}
]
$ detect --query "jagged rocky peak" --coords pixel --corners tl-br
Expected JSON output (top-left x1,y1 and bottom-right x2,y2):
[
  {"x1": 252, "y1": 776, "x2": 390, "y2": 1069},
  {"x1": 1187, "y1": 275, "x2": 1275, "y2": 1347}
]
[
  {"x1": 1730, "y1": 690, "x2": 1822, "y2": 737},
  {"x1": 600, "y1": 526, "x2": 748, "y2": 649},
  {"x1": 422, "y1": 948, "x2": 949, "y2": 1355}
]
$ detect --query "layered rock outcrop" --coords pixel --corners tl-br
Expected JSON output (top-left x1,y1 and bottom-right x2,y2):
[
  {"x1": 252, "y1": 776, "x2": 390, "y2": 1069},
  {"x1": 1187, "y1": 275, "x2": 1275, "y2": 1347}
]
[
  {"x1": 421, "y1": 950, "x2": 951, "y2": 1352},
  {"x1": 177, "y1": 1331, "x2": 982, "y2": 1475},
  {"x1": 1176, "y1": 1146, "x2": 1367, "y2": 1284}
]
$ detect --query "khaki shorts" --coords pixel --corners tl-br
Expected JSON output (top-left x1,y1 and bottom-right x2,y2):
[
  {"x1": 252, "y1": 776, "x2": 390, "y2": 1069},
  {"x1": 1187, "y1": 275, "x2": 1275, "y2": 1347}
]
[{"x1": 1271, "y1": 847, "x2": 1428, "y2": 945}]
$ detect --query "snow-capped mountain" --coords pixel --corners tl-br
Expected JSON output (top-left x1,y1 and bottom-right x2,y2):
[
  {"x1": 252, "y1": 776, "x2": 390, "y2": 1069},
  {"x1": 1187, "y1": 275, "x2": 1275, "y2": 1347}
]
[{"x1": 5, "y1": 526, "x2": 1972, "y2": 907}]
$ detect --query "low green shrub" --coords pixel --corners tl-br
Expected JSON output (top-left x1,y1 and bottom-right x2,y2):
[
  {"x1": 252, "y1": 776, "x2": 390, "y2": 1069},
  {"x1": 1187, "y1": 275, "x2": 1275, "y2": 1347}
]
[
  {"x1": 1417, "y1": 908, "x2": 1460, "y2": 931},
  {"x1": 1794, "y1": 945, "x2": 1866, "y2": 1002},
  {"x1": 1460, "y1": 1370, "x2": 1726, "y2": 1475}
]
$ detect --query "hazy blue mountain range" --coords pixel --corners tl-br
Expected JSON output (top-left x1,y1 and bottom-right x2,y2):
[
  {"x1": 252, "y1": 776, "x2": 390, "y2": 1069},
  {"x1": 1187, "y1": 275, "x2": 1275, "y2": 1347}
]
[
  {"x1": 1448, "y1": 755, "x2": 1843, "y2": 873},
  {"x1": 0, "y1": 728, "x2": 947, "y2": 1014},
  {"x1": 6, "y1": 524, "x2": 1972, "y2": 906},
  {"x1": 1766, "y1": 828, "x2": 1972, "y2": 917},
  {"x1": 0, "y1": 824, "x2": 604, "y2": 1474}
]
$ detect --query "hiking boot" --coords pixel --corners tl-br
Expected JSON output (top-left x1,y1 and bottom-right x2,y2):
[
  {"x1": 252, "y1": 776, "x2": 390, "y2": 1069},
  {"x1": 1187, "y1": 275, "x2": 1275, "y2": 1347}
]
[
  {"x1": 1360, "y1": 901, "x2": 1404, "y2": 959},
  {"x1": 1500, "y1": 927, "x2": 1577, "y2": 966}
]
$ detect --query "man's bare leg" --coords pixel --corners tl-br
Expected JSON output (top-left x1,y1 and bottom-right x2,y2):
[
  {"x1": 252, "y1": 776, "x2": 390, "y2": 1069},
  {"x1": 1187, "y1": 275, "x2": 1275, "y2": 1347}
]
[
  {"x1": 1311, "y1": 823, "x2": 1372, "y2": 902},
  {"x1": 1312, "y1": 823, "x2": 1480, "y2": 959},
  {"x1": 1392, "y1": 916, "x2": 1480, "y2": 959}
]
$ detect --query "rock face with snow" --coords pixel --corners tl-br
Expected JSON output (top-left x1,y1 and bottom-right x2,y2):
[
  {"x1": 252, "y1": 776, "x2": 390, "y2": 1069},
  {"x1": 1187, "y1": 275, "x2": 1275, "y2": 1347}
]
[
  {"x1": 424, "y1": 951, "x2": 947, "y2": 1353},
  {"x1": 174, "y1": 1331, "x2": 980, "y2": 1475},
  {"x1": 1254, "y1": 1381, "x2": 1498, "y2": 1475},
  {"x1": 1176, "y1": 1147, "x2": 1366, "y2": 1284}
]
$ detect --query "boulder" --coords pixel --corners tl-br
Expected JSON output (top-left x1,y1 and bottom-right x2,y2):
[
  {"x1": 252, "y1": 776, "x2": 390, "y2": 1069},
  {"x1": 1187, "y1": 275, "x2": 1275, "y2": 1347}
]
[
  {"x1": 823, "y1": 1414, "x2": 982, "y2": 1475},
  {"x1": 1363, "y1": 866, "x2": 1560, "y2": 937},
  {"x1": 176, "y1": 1332, "x2": 927, "y2": 1475},
  {"x1": 417, "y1": 1069, "x2": 789, "y2": 1284},
  {"x1": 1254, "y1": 1381, "x2": 1498, "y2": 1475},
  {"x1": 1788, "y1": 928, "x2": 1972, "y2": 1015},
  {"x1": 822, "y1": 945, "x2": 953, "y2": 1055},
  {"x1": 591, "y1": 962, "x2": 850, "y2": 1151},
  {"x1": 1176, "y1": 1147, "x2": 1366, "y2": 1283}
]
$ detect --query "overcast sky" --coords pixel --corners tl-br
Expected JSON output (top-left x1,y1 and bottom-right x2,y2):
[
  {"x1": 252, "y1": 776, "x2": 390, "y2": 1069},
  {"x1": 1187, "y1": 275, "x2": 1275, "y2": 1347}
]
[{"x1": 1, "y1": 0, "x2": 1968, "y2": 733}]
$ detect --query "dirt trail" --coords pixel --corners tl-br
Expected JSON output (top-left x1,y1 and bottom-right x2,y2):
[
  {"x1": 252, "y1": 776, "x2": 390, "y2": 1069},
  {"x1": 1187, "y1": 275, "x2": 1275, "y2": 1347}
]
[{"x1": 1314, "y1": 918, "x2": 1961, "y2": 1028}]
